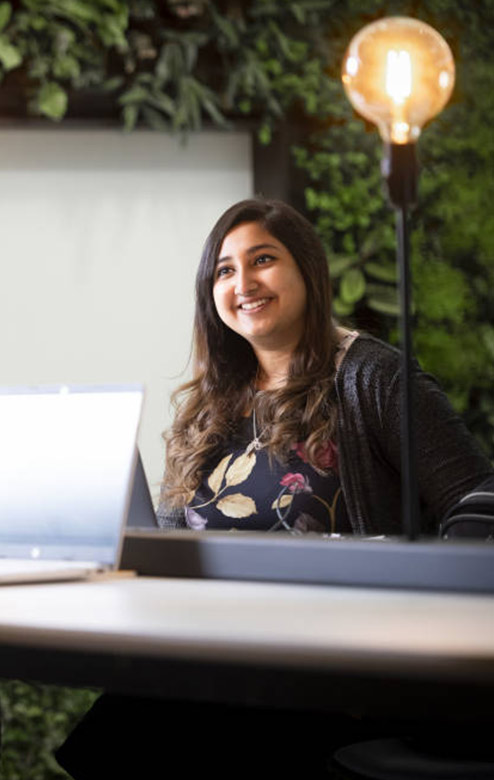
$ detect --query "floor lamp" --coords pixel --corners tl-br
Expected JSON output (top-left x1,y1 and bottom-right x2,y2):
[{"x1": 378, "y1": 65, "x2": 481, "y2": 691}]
[{"x1": 342, "y1": 17, "x2": 455, "y2": 540}]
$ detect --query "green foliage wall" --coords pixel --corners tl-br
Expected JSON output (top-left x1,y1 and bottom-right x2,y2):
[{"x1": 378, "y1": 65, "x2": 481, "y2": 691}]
[{"x1": 0, "y1": 680, "x2": 99, "y2": 779}]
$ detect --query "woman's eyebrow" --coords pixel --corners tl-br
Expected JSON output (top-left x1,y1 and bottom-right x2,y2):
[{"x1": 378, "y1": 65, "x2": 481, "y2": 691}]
[{"x1": 217, "y1": 243, "x2": 279, "y2": 264}]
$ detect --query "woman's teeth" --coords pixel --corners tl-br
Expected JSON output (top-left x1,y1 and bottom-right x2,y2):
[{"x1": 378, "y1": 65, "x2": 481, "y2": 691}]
[{"x1": 240, "y1": 298, "x2": 269, "y2": 311}]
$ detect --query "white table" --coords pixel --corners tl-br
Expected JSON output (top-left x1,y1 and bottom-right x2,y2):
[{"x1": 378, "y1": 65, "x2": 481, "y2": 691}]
[{"x1": 1, "y1": 576, "x2": 493, "y2": 718}]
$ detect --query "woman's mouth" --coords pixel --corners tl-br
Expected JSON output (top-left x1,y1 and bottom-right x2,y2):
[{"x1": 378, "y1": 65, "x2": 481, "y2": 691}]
[{"x1": 238, "y1": 297, "x2": 271, "y2": 312}]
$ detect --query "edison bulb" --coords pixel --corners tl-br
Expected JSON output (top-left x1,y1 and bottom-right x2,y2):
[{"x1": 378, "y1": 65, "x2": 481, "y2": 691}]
[{"x1": 342, "y1": 17, "x2": 455, "y2": 144}]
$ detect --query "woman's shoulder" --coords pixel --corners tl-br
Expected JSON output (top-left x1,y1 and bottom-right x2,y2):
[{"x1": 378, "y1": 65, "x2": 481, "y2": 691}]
[{"x1": 336, "y1": 332, "x2": 402, "y2": 385}]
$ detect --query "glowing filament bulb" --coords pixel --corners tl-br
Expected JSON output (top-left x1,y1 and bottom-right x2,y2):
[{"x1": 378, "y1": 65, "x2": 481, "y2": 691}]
[
  {"x1": 341, "y1": 17, "x2": 455, "y2": 145},
  {"x1": 386, "y1": 50, "x2": 412, "y2": 104}
]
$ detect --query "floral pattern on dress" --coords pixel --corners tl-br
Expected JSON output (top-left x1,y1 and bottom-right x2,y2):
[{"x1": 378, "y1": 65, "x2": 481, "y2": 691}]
[{"x1": 187, "y1": 420, "x2": 348, "y2": 534}]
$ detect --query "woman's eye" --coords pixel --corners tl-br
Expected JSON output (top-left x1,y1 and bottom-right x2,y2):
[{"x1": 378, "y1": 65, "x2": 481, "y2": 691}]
[
  {"x1": 216, "y1": 266, "x2": 232, "y2": 279},
  {"x1": 255, "y1": 254, "x2": 275, "y2": 265}
]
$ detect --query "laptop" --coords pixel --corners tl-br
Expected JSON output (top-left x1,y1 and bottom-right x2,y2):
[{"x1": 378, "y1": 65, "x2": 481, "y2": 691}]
[{"x1": 0, "y1": 384, "x2": 143, "y2": 584}]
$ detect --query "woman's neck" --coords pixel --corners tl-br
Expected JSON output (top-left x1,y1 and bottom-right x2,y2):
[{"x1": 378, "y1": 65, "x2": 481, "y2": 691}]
[{"x1": 254, "y1": 349, "x2": 292, "y2": 390}]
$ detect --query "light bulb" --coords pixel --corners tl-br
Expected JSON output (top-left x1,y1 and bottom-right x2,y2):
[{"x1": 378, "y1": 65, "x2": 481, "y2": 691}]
[{"x1": 342, "y1": 17, "x2": 455, "y2": 144}]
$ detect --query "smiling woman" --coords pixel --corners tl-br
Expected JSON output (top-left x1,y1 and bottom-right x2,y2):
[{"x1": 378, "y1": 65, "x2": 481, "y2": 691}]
[{"x1": 158, "y1": 197, "x2": 493, "y2": 536}]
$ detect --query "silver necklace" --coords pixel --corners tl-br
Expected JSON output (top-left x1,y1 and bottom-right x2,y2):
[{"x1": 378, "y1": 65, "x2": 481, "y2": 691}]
[
  {"x1": 246, "y1": 380, "x2": 266, "y2": 455},
  {"x1": 247, "y1": 406, "x2": 264, "y2": 454}
]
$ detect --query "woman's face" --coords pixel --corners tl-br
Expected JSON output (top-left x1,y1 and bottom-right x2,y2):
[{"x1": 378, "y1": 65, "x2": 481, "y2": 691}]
[{"x1": 212, "y1": 221, "x2": 307, "y2": 352}]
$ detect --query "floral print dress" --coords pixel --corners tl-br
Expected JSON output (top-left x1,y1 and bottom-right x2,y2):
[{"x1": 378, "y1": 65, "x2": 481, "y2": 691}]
[{"x1": 185, "y1": 415, "x2": 350, "y2": 534}]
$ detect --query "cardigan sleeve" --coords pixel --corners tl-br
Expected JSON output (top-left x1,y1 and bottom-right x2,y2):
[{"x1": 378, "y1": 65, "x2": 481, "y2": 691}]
[
  {"x1": 156, "y1": 485, "x2": 187, "y2": 529},
  {"x1": 381, "y1": 357, "x2": 492, "y2": 522},
  {"x1": 337, "y1": 335, "x2": 493, "y2": 532}
]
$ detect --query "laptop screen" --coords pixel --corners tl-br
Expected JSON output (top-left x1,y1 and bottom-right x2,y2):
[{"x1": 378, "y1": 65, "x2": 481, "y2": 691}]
[{"x1": 0, "y1": 385, "x2": 143, "y2": 564}]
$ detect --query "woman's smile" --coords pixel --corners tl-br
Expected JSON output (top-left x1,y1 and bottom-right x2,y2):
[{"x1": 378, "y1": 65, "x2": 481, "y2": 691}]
[
  {"x1": 213, "y1": 221, "x2": 307, "y2": 349},
  {"x1": 238, "y1": 297, "x2": 272, "y2": 312}
]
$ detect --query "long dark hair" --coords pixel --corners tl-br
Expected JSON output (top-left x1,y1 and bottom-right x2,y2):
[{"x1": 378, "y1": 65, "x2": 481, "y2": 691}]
[{"x1": 163, "y1": 197, "x2": 339, "y2": 507}]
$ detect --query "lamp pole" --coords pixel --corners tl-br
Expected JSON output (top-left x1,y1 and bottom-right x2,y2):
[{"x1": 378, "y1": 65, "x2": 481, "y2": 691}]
[
  {"x1": 341, "y1": 16, "x2": 455, "y2": 541},
  {"x1": 382, "y1": 143, "x2": 420, "y2": 539}
]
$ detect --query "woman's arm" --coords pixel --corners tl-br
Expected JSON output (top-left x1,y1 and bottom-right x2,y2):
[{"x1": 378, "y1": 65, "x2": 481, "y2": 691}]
[
  {"x1": 156, "y1": 497, "x2": 187, "y2": 529},
  {"x1": 336, "y1": 335, "x2": 493, "y2": 533}
]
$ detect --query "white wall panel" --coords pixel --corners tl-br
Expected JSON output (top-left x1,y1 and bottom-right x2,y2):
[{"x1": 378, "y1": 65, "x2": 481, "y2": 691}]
[{"x1": 0, "y1": 129, "x2": 253, "y2": 501}]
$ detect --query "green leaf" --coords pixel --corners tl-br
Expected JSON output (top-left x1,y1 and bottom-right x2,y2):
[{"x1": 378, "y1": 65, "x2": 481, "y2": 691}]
[
  {"x1": 0, "y1": 2, "x2": 11, "y2": 31},
  {"x1": 340, "y1": 268, "x2": 366, "y2": 304},
  {"x1": 141, "y1": 105, "x2": 169, "y2": 131},
  {"x1": 122, "y1": 102, "x2": 138, "y2": 131},
  {"x1": 118, "y1": 85, "x2": 149, "y2": 105},
  {"x1": 258, "y1": 124, "x2": 272, "y2": 145},
  {"x1": 201, "y1": 96, "x2": 228, "y2": 127},
  {"x1": 333, "y1": 297, "x2": 355, "y2": 317},
  {"x1": 480, "y1": 326, "x2": 494, "y2": 361},
  {"x1": 367, "y1": 298, "x2": 400, "y2": 317},
  {"x1": 37, "y1": 82, "x2": 68, "y2": 120},
  {"x1": 148, "y1": 90, "x2": 175, "y2": 116},
  {"x1": 53, "y1": 54, "x2": 81, "y2": 79},
  {"x1": 290, "y1": 3, "x2": 306, "y2": 24},
  {"x1": 366, "y1": 284, "x2": 400, "y2": 317},
  {"x1": 365, "y1": 261, "x2": 397, "y2": 282},
  {"x1": 0, "y1": 34, "x2": 21, "y2": 70},
  {"x1": 328, "y1": 256, "x2": 355, "y2": 279},
  {"x1": 102, "y1": 75, "x2": 124, "y2": 91}
]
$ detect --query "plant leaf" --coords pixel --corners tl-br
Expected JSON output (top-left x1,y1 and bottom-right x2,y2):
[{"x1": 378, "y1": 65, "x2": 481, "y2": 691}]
[
  {"x1": 122, "y1": 102, "x2": 138, "y2": 131},
  {"x1": 333, "y1": 297, "x2": 354, "y2": 317},
  {"x1": 328, "y1": 256, "x2": 354, "y2": 279},
  {"x1": 340, "y1": 268, "x2": 366, "y2": 304},
  {"x1": 367, "y1": 297, "x2": 400, "y2": 317},
  {"x1": 365, "y1": 260, "x2": 397, "y2": 282},
  {"x1": 208, "y1": 454, "x2": 232, "y2": 495},
  {"x1": 0, "y1": 3, "x2": 12, "y2": 32},
  {"x1": 0, "y1": 35, "x2": 21, "y2": 70},
  {"x1": 37, "y1": 82, "x2": 68, "y2": 120},
  {"x1": 217, "y1": 493, "x2": 256, "y2": 518},
  {"x1": 225, "y1": 452, "x2": 256, "y2": 486}
]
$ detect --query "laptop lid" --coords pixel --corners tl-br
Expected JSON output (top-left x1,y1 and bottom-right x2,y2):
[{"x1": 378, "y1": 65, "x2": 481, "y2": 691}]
[{"x1": 0, "y1": 384, "x2": 143, "y2": 567}]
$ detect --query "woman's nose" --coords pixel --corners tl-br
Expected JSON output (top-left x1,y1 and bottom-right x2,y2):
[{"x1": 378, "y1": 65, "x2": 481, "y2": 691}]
[{"x1": 234, "y1": 267, "x2": 258, "y2": 296}]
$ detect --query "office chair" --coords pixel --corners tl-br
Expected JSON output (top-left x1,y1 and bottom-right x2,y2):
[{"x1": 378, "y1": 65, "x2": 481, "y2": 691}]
[{"x1": 439, "y1": 487, "x2": 494, "y2": 540}]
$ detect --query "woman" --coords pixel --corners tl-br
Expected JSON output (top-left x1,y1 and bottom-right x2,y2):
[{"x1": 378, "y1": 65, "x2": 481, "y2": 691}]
[
  {"x1": 57, "y1": 197, "x2": 493, "y2": 780},
  {"x1": 158, "y1": 196, "x2": 493, "y2": 536}
]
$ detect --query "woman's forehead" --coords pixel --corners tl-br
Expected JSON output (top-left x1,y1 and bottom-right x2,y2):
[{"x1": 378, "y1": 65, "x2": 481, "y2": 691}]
[{"x1": 218, "y1": 221, "x2": 284, "y2": 259}]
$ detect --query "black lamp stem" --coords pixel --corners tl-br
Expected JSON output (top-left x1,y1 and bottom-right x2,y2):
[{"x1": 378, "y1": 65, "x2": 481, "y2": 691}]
[
  {"x1": 382, "y1": 142, "x2": 421, "y2": 541},
  {"x1": 396, "y1": 205, "x2": 420, "y2": 540}
]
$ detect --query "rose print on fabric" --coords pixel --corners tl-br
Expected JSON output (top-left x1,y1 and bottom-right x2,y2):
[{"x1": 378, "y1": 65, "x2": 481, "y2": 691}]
[
  {"x1": 280, "y1": 473, "x2": 313, "y2": 494},
  {"x1": 292, "y1": 440, "x2": 339, "y2": 473}
]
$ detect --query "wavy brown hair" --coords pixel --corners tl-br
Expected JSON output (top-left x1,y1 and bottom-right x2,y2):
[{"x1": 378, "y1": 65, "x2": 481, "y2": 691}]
[{"x1": 163, "y1": 197, "x2": 339, "y2": 507}]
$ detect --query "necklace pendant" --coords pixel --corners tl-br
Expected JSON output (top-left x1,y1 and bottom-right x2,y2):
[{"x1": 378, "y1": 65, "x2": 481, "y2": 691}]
[{"x1": 246, "y1": 437, "x2": 262, "y2": 455}]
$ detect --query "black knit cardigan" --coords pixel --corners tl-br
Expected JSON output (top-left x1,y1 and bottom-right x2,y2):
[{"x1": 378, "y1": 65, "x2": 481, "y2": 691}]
[{"x1": 157, "y1": 334, "x2": 493, "y2": 534}]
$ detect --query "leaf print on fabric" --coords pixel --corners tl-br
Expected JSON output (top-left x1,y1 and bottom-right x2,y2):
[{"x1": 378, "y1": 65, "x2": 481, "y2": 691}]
[
  {"x1": 271, "y1": 494, "x2": 293, "y2": 510},
  {"x1": 224, "y1": 452, "x2": 256, "y2": 487},
  {"x1": 208, "y1": 453, "x2": 233, "y2": 494},
  {"x1": 216, "y1": 493, "x2": 257, "y2": 518}
]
